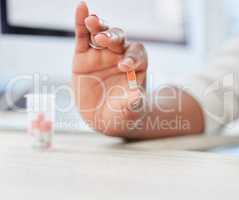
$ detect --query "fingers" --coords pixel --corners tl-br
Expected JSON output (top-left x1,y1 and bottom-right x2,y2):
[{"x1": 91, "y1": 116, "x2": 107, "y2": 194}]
[
  {"x1": 94, "y1": 28, "x2": 126, "y2": 54},
  {"x1": 122, "y1": 88, "x2": 147, "y2": 122},
  {"x1": 85, "y1": 15, "x2": 109, "y2": 35},
  {"x1": 118, "y1": 43, "x2": 148, "y2": 72},
  {"x1": 75, "y1": 1, "x2": 90, "y2": 53},
  {"x1": 85, "y1": 14, "x2": 126, "y2": 54}
]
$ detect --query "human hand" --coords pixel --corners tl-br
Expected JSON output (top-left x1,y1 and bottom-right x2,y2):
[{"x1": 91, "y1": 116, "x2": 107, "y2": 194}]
[{"x1": 73, "y1": 2, "x2": 148, "y2": 136}]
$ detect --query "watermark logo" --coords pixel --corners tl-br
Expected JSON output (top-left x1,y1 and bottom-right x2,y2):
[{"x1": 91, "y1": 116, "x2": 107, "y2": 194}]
[{"x1": 3, "y1": 72, "x2": 238, "y2": 132}]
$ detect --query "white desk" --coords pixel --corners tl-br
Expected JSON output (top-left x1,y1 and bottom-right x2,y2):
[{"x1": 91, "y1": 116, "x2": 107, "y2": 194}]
[{"x1": 0, "y1": 131, "x2": 239, "y2": 200}]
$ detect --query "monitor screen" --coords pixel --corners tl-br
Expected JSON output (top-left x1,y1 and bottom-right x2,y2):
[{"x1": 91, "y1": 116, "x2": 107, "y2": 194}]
[{"x1": 1, "y1": 0, "x2": 188, "y2": 44}]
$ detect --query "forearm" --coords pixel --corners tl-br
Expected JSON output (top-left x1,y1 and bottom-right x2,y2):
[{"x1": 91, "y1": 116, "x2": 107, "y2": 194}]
[{"x1": 123, "y1": 87, "x2": 205, "y2": 140}]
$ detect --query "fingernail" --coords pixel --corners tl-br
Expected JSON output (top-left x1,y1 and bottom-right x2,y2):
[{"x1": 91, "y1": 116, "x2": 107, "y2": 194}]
[
  {"x1": 85, "y1": 15, "x2": 97, "y2": 22},
  {"x1": 99, "y1": 31, "x2": 112, "y2": 38},
  {"x1": 85, "y1": 15, "x2": 99, "y2": 32},
  {"x1": 120, "y1": 57, "x2": 135, "y2": 68},
  {"x1": 84, "y1": 18, "x2": 92, "y2": 31},
  {"x1": 90, "y1": 15, "x2": 109, "y2": 31},
  {"x1": 128, "y1": 98, "x2": 143, "y2": 112}
]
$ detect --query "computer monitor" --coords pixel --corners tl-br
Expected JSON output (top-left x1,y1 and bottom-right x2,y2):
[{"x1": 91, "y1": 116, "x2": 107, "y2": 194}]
[
  {"x1": 1, "y1": 0, "x2": 187, "y2": 43},
  {"x1": 0, "y1": 0, "x2": 189, "y2": 105},
  {"x1": 0, "y1": 0, "x2": 75, "y2": 82},
  {"x1": 0, "y1": 0, "x2": 74, "y2": 37},
  {"x1": 0, "y1": 0, "x2": 190, "y2": 87}
]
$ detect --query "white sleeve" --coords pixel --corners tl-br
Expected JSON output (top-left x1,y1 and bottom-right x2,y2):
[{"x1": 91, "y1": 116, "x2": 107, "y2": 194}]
[{"x1": 183, "y1": 38, "x2": 239, "y2": 135}]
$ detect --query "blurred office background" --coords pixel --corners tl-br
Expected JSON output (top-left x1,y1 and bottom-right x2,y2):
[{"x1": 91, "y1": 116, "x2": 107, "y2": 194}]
[{"x1": 0, "y1": 0, "x2": 239, "y2": 132}]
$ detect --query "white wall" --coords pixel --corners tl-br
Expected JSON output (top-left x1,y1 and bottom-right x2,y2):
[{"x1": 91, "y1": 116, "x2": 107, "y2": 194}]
[
  {"x1": 145, "y1": 0, "x2": 208, "y2": 90},
  {"x1": 0, "y1": 35, "x2": 74, "y2": 81}
]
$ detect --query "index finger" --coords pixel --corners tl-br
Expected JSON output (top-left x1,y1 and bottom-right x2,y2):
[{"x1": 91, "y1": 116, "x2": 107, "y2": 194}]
[{"x1": 75, "y1": 2, "x2": 90, "y2": 53}]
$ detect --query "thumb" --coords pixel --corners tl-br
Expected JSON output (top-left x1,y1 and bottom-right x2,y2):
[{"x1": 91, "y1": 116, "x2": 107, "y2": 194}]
[{"x1": 122, "y1": 88, "x2": 147, "y2": 121}]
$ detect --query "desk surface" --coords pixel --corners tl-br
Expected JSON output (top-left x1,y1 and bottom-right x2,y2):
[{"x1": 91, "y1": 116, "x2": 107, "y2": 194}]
[{"x1": 0, "y1": 131, "x2": 239, "y2": 200}]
